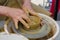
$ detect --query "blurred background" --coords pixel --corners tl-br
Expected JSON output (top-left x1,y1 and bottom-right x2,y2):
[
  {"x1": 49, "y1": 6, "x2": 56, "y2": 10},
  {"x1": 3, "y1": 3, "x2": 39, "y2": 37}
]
[{"x1": 32, "y1": 0, "x2": 60, "y2": 21}]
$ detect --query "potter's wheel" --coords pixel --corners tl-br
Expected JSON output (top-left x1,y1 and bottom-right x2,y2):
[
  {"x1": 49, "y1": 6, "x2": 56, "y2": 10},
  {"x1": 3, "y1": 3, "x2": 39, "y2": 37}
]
[
  {"x1": 17, "y1": 20, "x2": 51, "y2": 39},
  {"x1": 4, "y1": 14, "x2": 52, "y2": 39}
]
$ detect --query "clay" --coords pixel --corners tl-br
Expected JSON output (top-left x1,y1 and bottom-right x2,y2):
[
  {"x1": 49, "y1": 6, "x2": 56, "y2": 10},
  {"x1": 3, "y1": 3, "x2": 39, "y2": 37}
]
[{"x1": 24, "y1": 16, "x2": 41, "y2": 30}]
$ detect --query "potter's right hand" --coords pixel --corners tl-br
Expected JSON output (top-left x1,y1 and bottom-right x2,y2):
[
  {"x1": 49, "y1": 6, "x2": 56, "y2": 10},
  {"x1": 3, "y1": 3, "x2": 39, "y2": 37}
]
[{"x1": 0, "y1": 6, "x2": 31, "y2": 29}]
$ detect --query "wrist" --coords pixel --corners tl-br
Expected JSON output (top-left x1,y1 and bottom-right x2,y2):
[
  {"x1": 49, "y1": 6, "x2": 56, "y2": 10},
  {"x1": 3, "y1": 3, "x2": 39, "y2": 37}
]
[
  {"x1": 23, "y1": 0, "x2": 31, "y2": 3},
  {"x1": 0, "y1": 6, "x2": 11, "y2": 16}
]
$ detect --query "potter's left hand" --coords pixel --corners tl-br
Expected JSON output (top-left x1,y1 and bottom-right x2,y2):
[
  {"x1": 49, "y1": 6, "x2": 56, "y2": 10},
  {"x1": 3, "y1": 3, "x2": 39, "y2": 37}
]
[{"x1": 22, "y1": 0, "x2": 38, "y2": 16}]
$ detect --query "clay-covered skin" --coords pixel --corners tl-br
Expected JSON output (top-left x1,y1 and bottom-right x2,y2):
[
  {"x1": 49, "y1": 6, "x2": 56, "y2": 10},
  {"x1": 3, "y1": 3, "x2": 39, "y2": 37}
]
[{"x1": 23, "y1": 16, "x2": 41, "y2": 30}]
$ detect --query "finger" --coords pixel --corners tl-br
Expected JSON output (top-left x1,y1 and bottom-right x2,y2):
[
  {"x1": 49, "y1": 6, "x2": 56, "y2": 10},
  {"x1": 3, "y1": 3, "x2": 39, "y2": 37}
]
[
  {"x1": 5, "y1": 18, "x2": 11, "y2": 24},
  {"x1": 13, "y1": 19, "x2": 18, "y2": 29},
  {"x1": 4, "y1": 18, "x2": 11, "y2": 34},
  {"x1": 22, "y1": 16, "x2": 31, "y2": 23},
  {"x1": 26, "y1": 8, "x2": 38, "y2": 16},
  {"x1": 19, "y1": 18, "x2": 30, "y2": 28},
  {"x1": 29, "y1": 10, "x2": 38, "y2": 16},
  {"x1": 28, "y1": 9, "x2": 41, "y2": 18},
  {"x1": 22, "y1": 6, "x2": 29, "y2": 14}
]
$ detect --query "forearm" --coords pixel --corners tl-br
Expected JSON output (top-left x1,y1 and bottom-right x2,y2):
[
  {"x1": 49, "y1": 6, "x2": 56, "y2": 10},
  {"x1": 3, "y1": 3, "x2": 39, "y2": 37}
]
[
  {"x1": 23, "y1": 0, "x2": 31, "y2": 1},
  {"x1": 23, "y1": 0, "x2": 31, "y2": 7},
  {"x1": 0, "y1": 6, "x2": 10, "y2": 16},
  {"x1": 23, "y1": 0, "x2": 31, "y2": 3}
]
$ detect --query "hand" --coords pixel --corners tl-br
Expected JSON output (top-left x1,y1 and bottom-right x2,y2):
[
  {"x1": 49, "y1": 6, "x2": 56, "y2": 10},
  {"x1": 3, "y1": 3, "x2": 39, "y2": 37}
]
[
  {"x1": 7, "y1": 8, "x2": 31, "y2": 29},
  {"x1": 22, "y1": 0, "x2": 38, "y2": 16}
]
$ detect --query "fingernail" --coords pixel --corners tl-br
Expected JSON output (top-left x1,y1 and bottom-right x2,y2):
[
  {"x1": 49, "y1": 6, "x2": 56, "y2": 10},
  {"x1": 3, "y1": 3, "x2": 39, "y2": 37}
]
[{"x1": 15, "y1": 25, "x2": 18, "y2": 29}]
